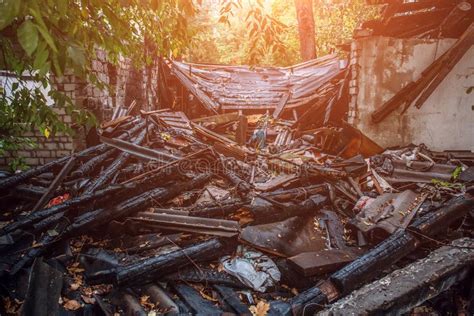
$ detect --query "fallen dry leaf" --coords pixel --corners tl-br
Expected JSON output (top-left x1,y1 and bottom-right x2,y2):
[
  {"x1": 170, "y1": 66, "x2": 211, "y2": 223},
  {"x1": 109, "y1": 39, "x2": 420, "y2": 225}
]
[
  {"x1": 3, "y1": 297, "x2": 22, "y2": 314},
  {"x1": 31, "y1": 241, "x2": 43, "y2": 248},
  {"x1": 199, "y1": 289, "x2": 218, "y2": 302},
  {"x1": 81, "y1": 295, "x2": 96, "y2": 305},
  {"x1": 249, "y1": 300, "x2": 270, "y2": 316},
  {"x1": 140, "y1": 295, "x2": 155, "y2": 310},
  {"x1": 63, "y1": 299, "x2": 81, "y2": 311},
  {"x1": 70, "y1": 283, "x2": 80, "y2": 291},
  {"x1": 68, "y1": 266, "x2": 85, "y2": 273}
]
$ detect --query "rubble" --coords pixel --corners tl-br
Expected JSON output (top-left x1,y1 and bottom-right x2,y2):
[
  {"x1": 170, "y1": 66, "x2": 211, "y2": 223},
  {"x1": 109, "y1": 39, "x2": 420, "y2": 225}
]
[
  {"x1": 1, "y1": 4, "x2": 473, "y2": 313},
  {"x1": 0, "y1": 108, "x2": 472, "y2": 315}
]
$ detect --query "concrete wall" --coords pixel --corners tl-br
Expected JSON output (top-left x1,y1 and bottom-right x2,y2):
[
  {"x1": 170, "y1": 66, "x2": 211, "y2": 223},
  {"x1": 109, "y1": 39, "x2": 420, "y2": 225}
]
[{"x1": 348, "y1": 36, "x2": 474, "y2": 151}]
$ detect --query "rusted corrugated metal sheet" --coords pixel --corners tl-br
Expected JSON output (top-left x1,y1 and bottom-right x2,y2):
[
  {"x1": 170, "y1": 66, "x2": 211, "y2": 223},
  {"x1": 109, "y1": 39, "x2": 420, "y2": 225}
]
[{"x1": 169, "y1": 55, "x2": 344, "y2": 113}]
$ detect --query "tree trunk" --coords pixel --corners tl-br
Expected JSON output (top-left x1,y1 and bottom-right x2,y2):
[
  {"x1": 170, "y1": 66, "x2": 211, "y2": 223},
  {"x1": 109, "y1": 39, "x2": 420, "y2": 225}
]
[{"x1": 294, "y1": 0, "x2": 316, "y2": 61}]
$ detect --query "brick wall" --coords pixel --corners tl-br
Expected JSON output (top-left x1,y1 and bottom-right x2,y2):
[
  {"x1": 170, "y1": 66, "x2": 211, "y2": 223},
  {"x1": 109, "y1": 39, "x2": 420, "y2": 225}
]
[
  {"x1": 0, "y1": 50, "x2": 161, "y2": 170},
  {"x1": 347, "y1": 40, "x2": 361, "y2": 125},
  {"x1": 0, "y1": 108, "x2": 74, "y2": 169}
]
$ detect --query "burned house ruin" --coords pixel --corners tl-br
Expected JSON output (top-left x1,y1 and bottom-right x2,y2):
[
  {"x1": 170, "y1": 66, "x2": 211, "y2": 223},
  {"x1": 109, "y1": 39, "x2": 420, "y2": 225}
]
[{"x1": 1, "y1": 1, "x2": 474, "y2": 315}]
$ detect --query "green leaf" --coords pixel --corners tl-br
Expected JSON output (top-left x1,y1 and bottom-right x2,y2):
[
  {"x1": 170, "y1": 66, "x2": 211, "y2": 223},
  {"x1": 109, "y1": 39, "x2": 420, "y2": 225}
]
[
  {"x1": 38, "y1": 61, "x2": 51, "y2": 77},
  {"x1": 452, "y1": 166, "x2": 462, "y2": 180},
  {"x1": 17, "y1": 20, "x2": 39, "y2": 56},
  {"x1": 52, "y1": 56, "x2": 63, "y2": 77},
  {"x1": 0, "y1": 0, "x2": 21, "y2": 30},
  {"x1": 67, "y1": 45, "x2": 86, "y2": 68},
  {"x1": 57, "y1": 0, "x2": 67, "y2": 16},
  {"x1": 33, "y1": 40, "x2": 49, "y2": 69},
  {"x1": 28, "y1": 7, "x2": 58, "y2": 52}
]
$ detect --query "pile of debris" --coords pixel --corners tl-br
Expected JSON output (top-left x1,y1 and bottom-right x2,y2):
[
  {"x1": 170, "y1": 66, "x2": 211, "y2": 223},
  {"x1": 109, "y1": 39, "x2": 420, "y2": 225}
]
[{"x1": 1, "y1": 109, "x2": 473, "y2": 315}]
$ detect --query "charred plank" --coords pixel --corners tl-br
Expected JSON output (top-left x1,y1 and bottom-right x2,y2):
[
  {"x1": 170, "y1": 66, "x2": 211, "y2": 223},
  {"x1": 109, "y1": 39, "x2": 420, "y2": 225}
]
[
  {"x1": 321, "y1": 238, "x2": 474, "y2": 315},
  {"x1": 165, "y1": 268, "x2": 245, "y2": 288},
  {"x1": 214, "y1": 285, "x2": 251, "y2": 315},
  {"x1": 83, "y1": 128, "x2": 147, "y2": 194},
  {"x1": 171, "y1": 283, "x2": 223, "y2": 315},
  {"x1": 113, "y1": 238, "x2": 233, "y2": 286}
]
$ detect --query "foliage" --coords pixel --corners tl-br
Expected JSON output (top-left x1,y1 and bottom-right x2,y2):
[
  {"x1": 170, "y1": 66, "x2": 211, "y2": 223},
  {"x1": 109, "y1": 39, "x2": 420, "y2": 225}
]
[
  {"x1": 186, "y1": 0, "x2": 379, "y2": 66},
  {"x1": 452, "y1": 166, "x2": 462, "y2": 180},
  {"x1": 185, "y1": 0, "x2": 287, "y2": 65},
  {"x1": 0, "y1": 0, "x2": 197, "y2": 168},
  {"x1": 431, "y1": 178, "x2": 464, "y2": 190}
]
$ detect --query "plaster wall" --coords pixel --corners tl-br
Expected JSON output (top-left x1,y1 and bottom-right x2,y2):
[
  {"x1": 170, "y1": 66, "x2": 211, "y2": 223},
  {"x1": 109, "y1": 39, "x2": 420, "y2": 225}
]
[{"x1": 349, "y1": 36, "x2": 474, "y2": 150}]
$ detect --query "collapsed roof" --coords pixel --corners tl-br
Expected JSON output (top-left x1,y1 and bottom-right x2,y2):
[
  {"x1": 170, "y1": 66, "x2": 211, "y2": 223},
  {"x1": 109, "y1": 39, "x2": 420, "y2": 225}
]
[{"x1": 167, "y1": 55, "x2": 345, "y2": 117}]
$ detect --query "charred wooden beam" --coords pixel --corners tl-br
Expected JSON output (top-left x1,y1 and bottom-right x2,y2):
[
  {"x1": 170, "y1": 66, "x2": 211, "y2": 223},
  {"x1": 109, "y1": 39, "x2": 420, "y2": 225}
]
[
  {"x1": 284, "y1": 193, "x2": 474, "y2": 315},
  {"x1": 83, "y1": 128, "x2": 147, "y2": 194},
  {"x1": 171, "y1": 283, "x2": 223, "y2": 315},
  {"x1": 414, "y1": 22, "x2": 474, "y2": 109},
  {"x1": 321, "y1": 238, "x2": 474, "y2": 315},
  {"x1": 9, "y1": 174, "x2": 211, "y2": 273},
  {"x1": 111, "y1": 233, "x2": 182, "y2": 255},
  {"x1": 165, "y1": 268, "x2": 245, "y2": 288},
  {"x1": 129, "y1": 212, "x2": 240, "y2": 237},
  {"x1": 10, "y1": 218, "x2": 69, "y2": 275},
  {"x1": 330, "y1": 229, "x2": 419, "y2": 295},
  {"x1": 222, "y1": 168, "x2": 252, "y2": 195},
  {"x1": 71, "y1": 148, "x2": 116, "y2": 178},
  {"x1": 144, "y1": 284, "x2": 179, "y2": 315},
  {"x1": 190, "y1": 198, "x2": 249, "y2": 218},
  {"x1": 438, "y1": 2, "x2": 472, "y2": 37},
  {"x1": 172, "y1": 64, "x2": 220, "y2": 114},
  {"x1": 192, "y1": 122, "x2": 253, "y2": 159},
  {"x1": 1, "y1": 185, "x2": 125, "y2": 235},
  {"x1": 330, "y1": 197, "x2": 470, "y2": 294},
  {"x1": 65, "y1": 173, "x2": 212, "y2": 237},
  {"x1": 236, "y1": 115, "x2": 249, "y2": 146},
  {"x1": 100, "y1": 135, "x2": 179, "y2": 162},
  {"x1": 273, "y1": 92, "x2": 291, "y2": 119},
  {"x1": 112, "y1": 238, "x2": 233, "y2": 286},
  {"x1": 0, "y1": 156, "x2": 69, "y2": 192},
  {"x1": 12, "y1": 185, "x2": 49, "y2": 200},
  {"x1": 72, "y1": 120, "x2": 147, "y2": 178},
  {"x1": 214, "y1": 285, "x2": 251, "y2": 315},
  {"x1": 122, "y1": 292, "x2": 147, "y2": 316},
  {"x1": 0, "y1": 143, "x2": 110, "y2": 191},
  {"x1": 120, "y1": 147, "x2": 211, "y2": 185},
  {"x1": 410, "y1": 192, "x2": 474, "y2": 237}
]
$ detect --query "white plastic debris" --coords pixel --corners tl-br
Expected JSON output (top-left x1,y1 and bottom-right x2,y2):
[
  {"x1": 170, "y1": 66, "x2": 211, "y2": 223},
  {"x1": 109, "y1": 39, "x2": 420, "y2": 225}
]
[{"x1": 220, "y1": 246, "x2": 281, "y2": 292}]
